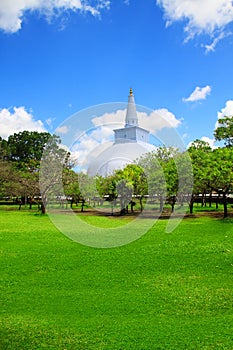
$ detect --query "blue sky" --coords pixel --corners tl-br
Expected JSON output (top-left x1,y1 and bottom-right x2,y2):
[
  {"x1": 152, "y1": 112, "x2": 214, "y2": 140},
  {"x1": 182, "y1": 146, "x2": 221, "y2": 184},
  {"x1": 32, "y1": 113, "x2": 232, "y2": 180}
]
[{"x1": 0, "y1": 0, "x2": 233, "y2": 149}]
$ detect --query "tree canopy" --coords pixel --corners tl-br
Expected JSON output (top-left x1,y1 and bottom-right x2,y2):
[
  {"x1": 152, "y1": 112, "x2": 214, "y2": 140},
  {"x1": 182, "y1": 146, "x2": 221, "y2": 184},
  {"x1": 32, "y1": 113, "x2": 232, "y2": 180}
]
[
  {"x1": 0, "y1": 123, "x2": 233, "y2": 218},
  {"x1": 6, "y1": 131, "x2": 51, "y2": 169},
  {"x1": 214, "y1": 115, "x2": 233, "y2": 147}
]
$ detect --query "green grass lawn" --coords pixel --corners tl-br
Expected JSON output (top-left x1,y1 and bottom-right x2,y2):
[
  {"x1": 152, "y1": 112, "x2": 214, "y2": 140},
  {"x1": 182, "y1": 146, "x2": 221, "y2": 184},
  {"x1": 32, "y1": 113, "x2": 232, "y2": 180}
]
[{"x1": 0, "y1": 208, "x2": 233, "y2": 349}]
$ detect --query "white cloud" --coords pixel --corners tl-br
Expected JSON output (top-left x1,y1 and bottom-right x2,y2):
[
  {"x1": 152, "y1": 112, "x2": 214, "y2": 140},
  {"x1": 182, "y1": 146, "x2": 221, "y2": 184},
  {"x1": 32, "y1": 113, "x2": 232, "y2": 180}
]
[
  {"x1": 56, "y1": 125, "x2": 69, "y2": 134},
  {"x1": 202, "y1": 31, "x2": 229, "y2": 53},
  {"x1": 92, "y1": 110, "x2": 125, "y2": 128},
  {"x1": 72, "y1": 108, "x2": 181, "y2": 167},
  {"x1": 183, "y1": 85, "x2": 211, "y2": 102},
  {"x1": 91, "y1": 126, "x2": 114, "y2": 141},
  {"x1": 215, "y1": 99, "x2": 233, "y2": 128},
  {"x1": 0, "y1": 106, "x2": 46, "y2": 139},
  {"x1": 0, "y1": 0, "x2": 110, "y2": 33},
  {"x1": 157, "y1": 0, "x2": 233, "y2": 46},
  {"x1": 138, "y1": 109, "x2": 181, "y2": 132},
  {"x1": 217, "y1": 99, "x2": 233, "y2": 118},
  {"x1": 92, "y1": 108, "x2": 181, "y2": 133},
  {"x1": 71, "y1": 133, "x2": 100, "y2": 166}
]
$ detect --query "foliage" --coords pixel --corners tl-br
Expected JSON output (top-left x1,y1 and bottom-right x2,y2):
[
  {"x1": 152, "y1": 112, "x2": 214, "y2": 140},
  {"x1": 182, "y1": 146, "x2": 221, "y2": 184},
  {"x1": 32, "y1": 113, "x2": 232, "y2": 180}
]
[
  {"x1": 96, "y1": 175, "x2": 117, "y2": 201},
  {"x1": 210, "y1": 147, "x2": 233, "y2": 217},
  {"x1": 116, "y1": 178, "x2": 133, "y2": 212},
  {"x1": 0, "y1": 160, "x2": 18, "y2": 197},
  {"x1": 0, "y1": 137, "x2": 9, "y2": 160},
  {"x1": 39, "y1": 135, "x2": 71, "y2": 213},
  {"x1": 188, "y1": 140, "x2": 233, "y2": 217},
  {"x1": 210, "y1": 147, "x2": 233, "y2": 192},
  {"x1": 214, "y1": 115, "x2": 233, "y2": 147},
  {"x1": 6, "y1": 131, "x2": 51, "y2": 169},
  {"x1": 63, "y1": 169, "x2": 80, "y2": 198},
  {"x1": 115, "y1": 164, "x2": 148, "y2": 211},
  {"x1": 115, "y1": 164, "x2": 148, "y2": 197},
  {"x1": 1, "y1": 129, "x2": 233, "y2": 218},
  {"x1": 95, "y1": 164, "x2": 147, "y2": 213},
  {"x1": 138, "y1": 147, "x2": 180, "y2": 211},
  {"x1": 78, "y1": 173, "x2": 99, "y2": 203},
  {"x1": 188, "y1": 139, "x2": 212, "y2": 195}
]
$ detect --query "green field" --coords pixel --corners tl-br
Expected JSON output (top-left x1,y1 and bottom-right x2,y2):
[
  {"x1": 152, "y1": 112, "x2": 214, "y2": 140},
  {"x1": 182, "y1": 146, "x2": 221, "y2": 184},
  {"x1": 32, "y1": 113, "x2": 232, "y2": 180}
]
[{"x1": 1, "y1": 208, "x2": 233, "y2": 349}]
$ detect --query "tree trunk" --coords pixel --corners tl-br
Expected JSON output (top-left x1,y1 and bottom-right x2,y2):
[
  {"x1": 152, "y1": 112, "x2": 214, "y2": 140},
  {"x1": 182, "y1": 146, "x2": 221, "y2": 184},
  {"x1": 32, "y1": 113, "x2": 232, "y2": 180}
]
[
  {"x1": 223, "y1": 192, "x2": 228, "y2": 218},
  {"x1": 209, "y1": 191, "x2": 212, "y2": 207},
  {"x1": 41, "y1": 202, "x2": 46, "y2": 214},
  {"x1": 189, "y1": 195, "x2": 194, "y2": 214},
  {"x1": 201, "y1": 192, "x2": 204, "y2": 207},
  {"x1": 41, "y1": 195, "x2": 47, "y2": 214},
  {"x1": 171, "y1": 196, "x2": 176, "y2": 213},
  {"x1": 139, "y1": 197, "x2": 143, "y2": 212},
  {"x1": 159, "y1": 195, "x2": 163, "y2": 212}
]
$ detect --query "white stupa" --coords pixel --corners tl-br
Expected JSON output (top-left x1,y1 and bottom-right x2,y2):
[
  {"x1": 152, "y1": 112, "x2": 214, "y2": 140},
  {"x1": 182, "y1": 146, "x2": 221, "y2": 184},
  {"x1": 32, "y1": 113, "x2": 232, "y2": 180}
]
[
  {"x1": 114, "y1": 88, "x2": 149, "y2": 144},
  {"x1": 87, "y1": 89, "x2": 155, "y2": 177}
]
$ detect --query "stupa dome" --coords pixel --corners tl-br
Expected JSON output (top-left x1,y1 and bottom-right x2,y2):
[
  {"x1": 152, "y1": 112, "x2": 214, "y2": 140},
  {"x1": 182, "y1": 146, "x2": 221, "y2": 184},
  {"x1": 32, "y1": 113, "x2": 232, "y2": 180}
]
[{"x1": 87, "y1": 141, "x2": 155, "y2": 177}]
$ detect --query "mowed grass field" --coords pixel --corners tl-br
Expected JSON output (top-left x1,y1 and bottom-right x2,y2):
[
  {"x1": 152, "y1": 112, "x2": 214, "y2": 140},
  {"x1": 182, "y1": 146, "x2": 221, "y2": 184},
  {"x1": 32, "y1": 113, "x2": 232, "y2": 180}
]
[{"x1": 1, "y1": 208, "x2": 233, "y2": 349}]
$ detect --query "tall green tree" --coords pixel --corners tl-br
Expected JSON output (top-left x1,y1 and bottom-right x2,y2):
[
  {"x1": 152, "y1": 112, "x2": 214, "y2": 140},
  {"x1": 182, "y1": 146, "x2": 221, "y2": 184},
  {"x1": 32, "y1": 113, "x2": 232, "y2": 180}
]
[
  {"x1": 210, "y1": 147, "x2": 233, "y2": 218},
  {"x1": 0, "y1": 160, "x2": 16, "y2": 197},
  {"x1": 96, "y1": 175, "x2": 117, "y2": 202},
  {"x1": 116, "y1": 179, "x2": 133, "y2": 214},
  {"x1": 214, "y1": 115, "x2": 233, "y2": 147},
  {"x1": 7, "y1": 131, "x2": 51, "y2": 169},
  {"x1": 78, "y1": 173, "x2": 99, "y2": 206},
  {"x1": 39, "y1": 135, "x2": 70, "y2": 214},
  {"x1": 115, "y1": 164, "x2": 148, "y2": 211},
  {"x1": 188, "y1": 140, "x2": 212, "y2": 213},
  {"x1": 0, "y1": 137, "x2": 9, "y2": 160},
  {"x1": 139, "y1": 147, "x2": 179, "y2": 212},
  {"x1": 63, "y1": 169, "x2": 80, "y2": 206},
  {"x1": 174, "y1": 151, "x2": 193, "y2": 209}
]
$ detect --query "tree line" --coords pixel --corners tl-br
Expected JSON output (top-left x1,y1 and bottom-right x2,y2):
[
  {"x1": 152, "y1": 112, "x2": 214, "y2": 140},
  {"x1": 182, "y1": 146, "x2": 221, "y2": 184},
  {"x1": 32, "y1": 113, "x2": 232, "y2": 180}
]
[{"x1": 0, "y1": 115, "x2": 232, "y2": 217}]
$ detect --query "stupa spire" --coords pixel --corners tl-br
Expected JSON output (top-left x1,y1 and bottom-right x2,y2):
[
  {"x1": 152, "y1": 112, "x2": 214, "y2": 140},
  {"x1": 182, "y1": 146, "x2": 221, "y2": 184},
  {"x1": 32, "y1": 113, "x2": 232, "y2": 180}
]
[{"x1": 125, "y1": 88, "x2": 138, "y2": 127}]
